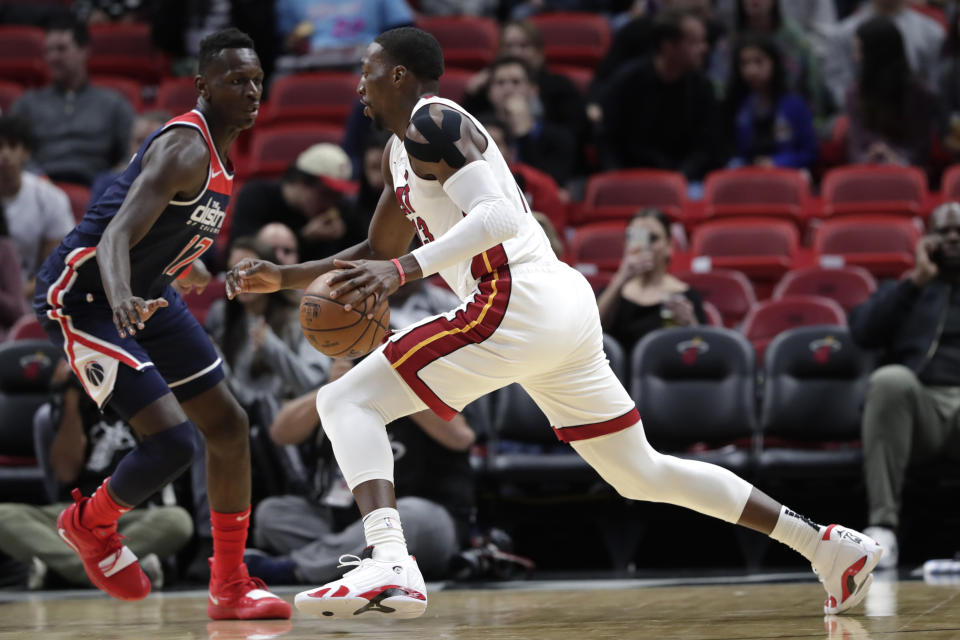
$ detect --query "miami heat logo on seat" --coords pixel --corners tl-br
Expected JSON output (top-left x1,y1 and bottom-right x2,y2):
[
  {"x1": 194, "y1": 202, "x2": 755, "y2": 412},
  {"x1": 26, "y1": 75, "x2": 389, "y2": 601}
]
[
  {"x1": 676, "y1": 337, "x2": 709, "y2": 365},
  {"x1": 809, "y1": 336, "x2": 841, "y2": 364}
]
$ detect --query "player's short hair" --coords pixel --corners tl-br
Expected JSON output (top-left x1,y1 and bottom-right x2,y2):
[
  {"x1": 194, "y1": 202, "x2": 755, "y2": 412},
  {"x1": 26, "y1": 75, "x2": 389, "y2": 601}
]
[
  {"x1": 374, "y1": 27, "x2": 444, "y2": 82},
  {"x1": 652, "y1": 8, "x2": 699, "y2": 50},
  {"x1": 198, "y1": 28, "x2": 256, "y2": 74},
  {"x1": 489, "y1": 55, "x2": 535, "y2": 84},
  {"x1": 0, "y1": 115, "x2": 35, "y2": 152},
  {"x1": 45, "y1": 14, "x2": 89, "y2": 47}
]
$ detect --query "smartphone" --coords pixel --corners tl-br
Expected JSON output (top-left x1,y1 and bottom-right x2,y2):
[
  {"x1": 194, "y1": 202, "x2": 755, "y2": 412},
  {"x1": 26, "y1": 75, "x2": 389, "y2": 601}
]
[{"x1": 627, "y1": 226, "x2": 650, "y2": 250}]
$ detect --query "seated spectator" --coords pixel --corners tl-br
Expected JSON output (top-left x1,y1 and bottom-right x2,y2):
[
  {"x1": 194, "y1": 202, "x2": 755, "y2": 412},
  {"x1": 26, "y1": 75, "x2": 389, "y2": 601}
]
[
  {"x1": 229, "y1": 143, "x2": 367, "y2": 262},
  {"x1": 256, "y1": 222, "x2": 300, "y2": 267},
  {"x1": 246, "y1": 280, "x2": 475, "y2": 584},
  {"x1": 483, "y1": 56, "x2": 578, "y2": 185},
  {"x1": 89, "y1": 111, "x2": 172, "y2": 206},
  {"x1": 848, "y1": 202, "x2": 960, "y2": 569},
  {"x1": 0, "y1": 361, "x2": 193, "y2": 589},
  {"x1": 206, "y1": 237, "x2": 328, "y2": 413},
  {"x1": 823, "y1": 0, "x2": 944, "y2": 111},
  {"x1": 598, "y1": 8, "x2": 720, "y2": 180},
  {"x1": 0, "y1": 202, "x2": 27, "y2": 341},
  {"x1": 9, "y1": 16, "x2": 134, "y2": 186},
  {"x1": 846, "y1": 16, "x2": 936, "y2": 168},
  {"x1": 0, "y1": 116, "x2": 74, "y2": 293},
  {"x1": 354, "y1": 131, "x2": 391, "y2": 217},
  {"x1": 724, "y1": 34, "x2": 817, "y2": 170},
  {"x1": 597, "y1": 209, "x2": 707, "y2": 353}
]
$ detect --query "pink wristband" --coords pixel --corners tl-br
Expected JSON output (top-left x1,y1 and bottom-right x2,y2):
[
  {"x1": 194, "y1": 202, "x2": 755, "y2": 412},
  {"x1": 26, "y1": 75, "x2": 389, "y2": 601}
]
[{"x1": 391, "y1": 258, "x2": 406, "y2": 286}]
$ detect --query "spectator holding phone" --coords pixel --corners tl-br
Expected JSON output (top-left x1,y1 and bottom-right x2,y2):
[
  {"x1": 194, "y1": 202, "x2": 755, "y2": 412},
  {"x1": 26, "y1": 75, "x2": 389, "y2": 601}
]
[{"x1": 597, "y1": 208, "x2": 707, "y2": 353}]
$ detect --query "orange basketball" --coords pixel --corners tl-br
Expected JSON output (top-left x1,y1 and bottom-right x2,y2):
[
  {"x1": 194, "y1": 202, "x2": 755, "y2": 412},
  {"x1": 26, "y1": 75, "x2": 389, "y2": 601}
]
[{"x1": 299, "y1": 270, "x2": 390, "y2": 358}]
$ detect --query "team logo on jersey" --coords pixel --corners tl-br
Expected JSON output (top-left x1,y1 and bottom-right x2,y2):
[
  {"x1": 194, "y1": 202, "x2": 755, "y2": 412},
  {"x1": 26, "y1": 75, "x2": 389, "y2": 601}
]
[
  {"x1": 85, "y1": 360, "x2": 106, "y2": 387},
  {"x1": 809, "y1": 335, "x2": 841, "y2": 364},
  {"x1": 188, "y1": 197, "x2": 226, "y2": 232},
  {"x1": 676, "y1": 337, "x2": 709, "y2": 365}
]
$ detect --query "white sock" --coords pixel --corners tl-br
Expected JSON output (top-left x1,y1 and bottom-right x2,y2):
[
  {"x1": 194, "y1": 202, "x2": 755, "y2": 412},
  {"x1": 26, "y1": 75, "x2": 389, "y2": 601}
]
[
  {"x1": 769, "y1": 505, "x2": 824, "y2": 562},
  {"x1": 363, "y1": 507, "x2": 408, "y2": 561}
]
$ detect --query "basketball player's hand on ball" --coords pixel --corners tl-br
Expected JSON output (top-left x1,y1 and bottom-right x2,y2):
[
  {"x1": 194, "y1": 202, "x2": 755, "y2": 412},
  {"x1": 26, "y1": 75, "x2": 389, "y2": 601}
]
[
  {"x1": 226, "y1": 258, "x2": 282, "y2": 298},
  {"x1": 327, "y1": 258, "x2": 399, "y2": 318},
  {"x1": 112, "y1": 296, "x2": 169, "y2": 338}
]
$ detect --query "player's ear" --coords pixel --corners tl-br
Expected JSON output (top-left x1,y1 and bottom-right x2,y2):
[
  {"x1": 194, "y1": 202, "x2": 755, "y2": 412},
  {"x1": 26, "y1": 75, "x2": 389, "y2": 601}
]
[
  {"x1": 195, "y1": 75, "x2": 209, "y2": 102},
  {"x1": 392, "y1": 65, "x2": 406, "y2": 85}
]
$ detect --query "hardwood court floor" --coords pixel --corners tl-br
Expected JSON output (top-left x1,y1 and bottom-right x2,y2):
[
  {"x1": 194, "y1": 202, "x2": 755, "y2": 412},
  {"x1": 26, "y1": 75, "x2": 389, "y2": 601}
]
[{"x1": 0, "y1": 576, "x2": 958, "y2": 639}]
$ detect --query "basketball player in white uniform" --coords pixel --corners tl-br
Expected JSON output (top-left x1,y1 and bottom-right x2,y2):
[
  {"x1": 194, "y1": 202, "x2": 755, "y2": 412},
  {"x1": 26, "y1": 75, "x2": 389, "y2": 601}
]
[{"x1": 227, "y1": 27, "x2": 882, "y2": 621}]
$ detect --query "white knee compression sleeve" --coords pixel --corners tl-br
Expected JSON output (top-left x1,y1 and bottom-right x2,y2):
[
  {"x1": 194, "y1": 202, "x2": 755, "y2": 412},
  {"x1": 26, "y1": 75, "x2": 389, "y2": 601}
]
[
  {"x1": 314, "y1": 353, "x2": 426, "y2": 490},
  {"x1": 571, "y1": 421, "x2": 753, "y2": 523}
]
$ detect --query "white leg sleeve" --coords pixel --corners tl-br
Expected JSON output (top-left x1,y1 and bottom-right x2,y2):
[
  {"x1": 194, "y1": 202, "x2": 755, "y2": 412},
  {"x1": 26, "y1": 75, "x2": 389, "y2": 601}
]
[
  {"x1": 571, "y1": 421, "x2": 754, "y2": 523},
  {"x1": 315, "y1": 353, "x2": 426, "y2": 490}
]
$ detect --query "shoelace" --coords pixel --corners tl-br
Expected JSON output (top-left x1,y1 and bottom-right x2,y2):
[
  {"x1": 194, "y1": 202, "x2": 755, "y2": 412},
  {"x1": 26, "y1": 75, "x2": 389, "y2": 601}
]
[
  {"x1": 337, "y1": 554, "x2": 372, "y2": 577},
  {"x1": 220, "y1": 572, "x2": 270, "y2": 596}
]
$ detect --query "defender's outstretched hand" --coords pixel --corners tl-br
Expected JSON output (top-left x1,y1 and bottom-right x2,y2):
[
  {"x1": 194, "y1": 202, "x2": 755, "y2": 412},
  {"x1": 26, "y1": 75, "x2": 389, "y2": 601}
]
[
  {"x1": 327, "y1": 258, "x2": 402, "y2": 317},
  {"x1": 226, "y1": 258, "x2": 282, "y2": 299},
  {"x1": 112, "y1": 296, "x2": 168, "y2": 338}
]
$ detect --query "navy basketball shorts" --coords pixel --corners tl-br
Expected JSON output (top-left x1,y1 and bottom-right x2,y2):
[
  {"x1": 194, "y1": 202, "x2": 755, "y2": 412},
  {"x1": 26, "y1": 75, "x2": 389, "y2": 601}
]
[{"x1": 35, "y1": 284, "x2": 224, "y2": 422}]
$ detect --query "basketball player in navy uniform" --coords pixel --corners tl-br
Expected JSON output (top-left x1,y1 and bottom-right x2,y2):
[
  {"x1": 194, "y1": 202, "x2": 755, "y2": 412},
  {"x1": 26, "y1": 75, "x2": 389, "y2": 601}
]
[
  {"x1": 33, "y1": 28, "x2": 290, "y2": 619},
  {"x1": 229, "y1": 27, "x2": 881, "y2": 620}
]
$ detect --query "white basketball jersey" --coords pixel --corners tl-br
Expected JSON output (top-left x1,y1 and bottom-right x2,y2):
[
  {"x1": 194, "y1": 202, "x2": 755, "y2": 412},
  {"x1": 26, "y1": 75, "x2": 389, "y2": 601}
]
[{"x1": 389, "y1": 95, "x2": 558, "y2": 299}]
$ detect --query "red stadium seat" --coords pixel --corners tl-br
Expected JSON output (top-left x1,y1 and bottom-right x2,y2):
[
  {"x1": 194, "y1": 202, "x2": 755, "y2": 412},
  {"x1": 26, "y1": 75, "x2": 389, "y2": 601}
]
[
  {"x1": 182, "y1": 276, "x2": 226, "y2": 326},
  {"x1": 530, "y1": 12, "x2": 611, "y2": 69},
  {"x1": 548, "y1": 64, "x2": 593, "y2": 94},
  {"x1": 813, "y1": 215, "x2": 919, "y2": 278},
  {"x1": 263, "y1": 72, "x2": 359, "y2": 126},
  {"x1": 773, "y1": 266, "x2": 876, "y2": 312},
  {"x1": 568, "y1": 221, "x2": 627, "y2": 275},
  {"x1": 821, "y1": 165, "x2": 928, "y2": 218},
  {"x1": 416, "y1": 16, "x2": 499, "y2": 71},
  {"x1": 690, "y1": 218, "x2": 798, "y2": 282},
  {"x1": 741, "y1": 295, "x2": 847, "y2": 362},
  {"x1": 88, "y1": 23, "x2": 166, "y2": 84},
  {"x1": 0, "y1": 26, "x2": 48, "y2": 86},
  {"x1": 0, "y1": 81, "x2": 24, "y2": 114},
  {"x1": 437, "y1": 68, "x2": 475, "y2": 104},
  {"x1": 701, "y1": 300, "x2": 723, "y2": 327},
  {"x1": 703, "y1": 167, "x2": 809, "y2": 224},
  {"x1": 54, "y1": 182, "x2": 91, "y2": 223},
  {"x1": 580, "y1": 169, "x2": 687, "y2": 223},
  {"x1": 155, "y1": 77, "x2": 199, "y2": 115},
  {"x1": 672, "y1": 270, "x2": 757, "y2": 328},
  {"x1": 511, "y1": 162, "x2": 566, "y2": 231},
  {"x1": 941, "y1": 164, "x2": 960, "y2": 203},
  {"x1": 247, "y1": 124, "x2": 347, "y2": 179},
  {"x1": 6, "y1": 315, "x2": 47, "y2": 342},
  {"x1": 90, "y1": 75, "x2": 143, "y2": 112}
]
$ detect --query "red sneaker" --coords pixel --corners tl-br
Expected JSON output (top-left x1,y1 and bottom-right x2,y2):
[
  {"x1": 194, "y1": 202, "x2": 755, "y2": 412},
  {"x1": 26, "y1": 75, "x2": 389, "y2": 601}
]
[
  {"x1": 208, "y1": 559, "x2": 292, "y2": 620},
  {"x1": 56, "y1": 488, "x2": 151, "y2": 601}
]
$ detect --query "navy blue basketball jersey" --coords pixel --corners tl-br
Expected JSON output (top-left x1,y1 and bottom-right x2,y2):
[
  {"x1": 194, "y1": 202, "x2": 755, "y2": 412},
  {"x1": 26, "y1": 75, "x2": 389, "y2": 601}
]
[{"x1": 36, "y1": 110, "x2": 232, "y2": 306}]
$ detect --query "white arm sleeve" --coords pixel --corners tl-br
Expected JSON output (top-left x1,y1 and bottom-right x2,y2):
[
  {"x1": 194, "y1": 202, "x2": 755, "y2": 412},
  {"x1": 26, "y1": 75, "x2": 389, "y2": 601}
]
[{"x1": 410, "y1": 160, "x2": 523, "y2": 277}]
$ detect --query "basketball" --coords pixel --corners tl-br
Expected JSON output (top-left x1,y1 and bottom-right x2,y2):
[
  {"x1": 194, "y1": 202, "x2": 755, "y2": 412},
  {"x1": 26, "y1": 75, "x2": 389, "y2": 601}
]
[{"x1": 299, "y1": 270, "x2": 390, "y2": 358}]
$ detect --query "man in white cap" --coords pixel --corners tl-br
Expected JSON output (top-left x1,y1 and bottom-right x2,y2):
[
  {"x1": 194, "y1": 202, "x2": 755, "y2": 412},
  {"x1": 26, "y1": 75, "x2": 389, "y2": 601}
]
[{"x1": 230, "y1": 142, "x2": 368, "y2": 261}]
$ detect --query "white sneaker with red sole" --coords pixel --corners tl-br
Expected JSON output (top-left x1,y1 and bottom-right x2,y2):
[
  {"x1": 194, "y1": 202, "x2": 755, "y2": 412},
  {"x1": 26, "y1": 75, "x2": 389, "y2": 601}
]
[{"x1": 812, "y1": 524, "x2": 883, "y2": 614}]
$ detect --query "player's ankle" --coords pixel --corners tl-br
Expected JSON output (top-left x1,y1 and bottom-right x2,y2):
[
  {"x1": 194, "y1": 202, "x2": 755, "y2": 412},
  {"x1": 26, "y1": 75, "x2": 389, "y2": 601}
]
[{"x1": 372, "y1": 541, "x2": 409, "y2": 561}]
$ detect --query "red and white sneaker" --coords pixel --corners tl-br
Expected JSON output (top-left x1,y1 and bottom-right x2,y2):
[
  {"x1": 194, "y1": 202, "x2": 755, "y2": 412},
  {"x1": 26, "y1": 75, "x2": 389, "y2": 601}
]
[
  {"x1": 208, "y1": 560, "x2": 292, "y2": 620},
  {"x1": 294, "y1": 546, "x2": 427, "y2": 620},
  {"x1": 56, "y1": 488, "x2": 150, "y2": 601},
  {"x1": 812, "y1": 524, "x2": 883, "y2": 614}
]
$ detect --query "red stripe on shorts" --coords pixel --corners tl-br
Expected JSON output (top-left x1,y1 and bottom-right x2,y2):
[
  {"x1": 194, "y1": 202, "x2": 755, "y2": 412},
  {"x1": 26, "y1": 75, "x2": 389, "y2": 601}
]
[{"x1": 553, "y1": 407, "x2": 641, "y2": 443}]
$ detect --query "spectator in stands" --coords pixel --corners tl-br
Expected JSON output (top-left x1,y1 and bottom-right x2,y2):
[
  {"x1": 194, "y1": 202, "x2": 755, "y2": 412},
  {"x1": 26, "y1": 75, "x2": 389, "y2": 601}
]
[
  {"x1": 89, "y1": 111, "x2": 171, "y2": 206},
  {"x1": 9, "y1": 16, "x2": 134, "y2": 186},
  {"x1": 482, "y1": 56, "x2": 577, "y2": 185},
  {"x1": 354, "y1": 132, "x2": 391, "y2": 217},
  {"x1": 0, "y1": 202, "x2": 27, "y2": 341},
  {"x1": 724, "y1": 34, "x2": 817, "y2": 170},
  {"x1": 598, "y1": 8, "x2": 720, "y2": 180},
  {"x1": 245, "y1": 280, "x2": 476, "y2": 585},
  {"x1": 848, "y1": 201, "x2": 960, "y2": 569},
  {"x1": 939, "y1": 9, "x2": 960, "y2": 157},
  {"x1": 0, "y1": 361, "x2": 193, "y2": 589},
  {"x1": 776, "y1": 0, "x2": 836, "y2": 57},
  {"x1": 0, "y1": 116, "x2": 74, "y2": 293},
  {"x1": 598, "y1": 208, "x2": 707, "y2": 353},
  {"x1": 256, "y1": 223, "x2": 300, "y2": 267},
  {"x1": 229, "y1": 143, "x2": 367, "y2": 262},
  {"x1": 823, "y1": 0, "x2": 944, "y2": 111},
  {"x1": 418, "y1": 0, "x2": 497, "y2": 16},
  {"x1": 846, "y1": 16, "x2": 936, "y2": 168},
  {"x1": 74, "y1": 0, "x2": 146, "y2": 24},
  {"x1": 206, "y1": 236, "x2": 328, "y2": 413}
]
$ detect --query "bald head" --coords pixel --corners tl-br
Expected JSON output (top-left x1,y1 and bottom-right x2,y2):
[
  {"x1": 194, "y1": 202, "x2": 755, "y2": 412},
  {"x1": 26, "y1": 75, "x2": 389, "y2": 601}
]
[{"x1": 256, "y1": 223, "x2": 299, "y2": 265}]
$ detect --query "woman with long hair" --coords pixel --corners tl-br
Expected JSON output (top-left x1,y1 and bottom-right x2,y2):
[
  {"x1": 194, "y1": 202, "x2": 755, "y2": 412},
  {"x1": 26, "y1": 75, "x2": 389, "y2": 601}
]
[
  {"x1": 724, "y1": 34, "x2": 817, "y2": 169},
  {"x1": 0, "y1": 202, "x2": 27, "y2": 340},
  {"x1": 847, "y1": 15, "x2": 936, "y2": 167}
]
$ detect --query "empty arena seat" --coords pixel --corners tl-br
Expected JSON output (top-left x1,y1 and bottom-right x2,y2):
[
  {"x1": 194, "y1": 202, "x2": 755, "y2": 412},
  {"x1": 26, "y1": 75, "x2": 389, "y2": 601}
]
[
  {"x1": 821, "y1": 165, "x2": 928, "y2": 217},
  {"x1": 530, "y1": 12, "x2": 611, "y2": 68},
  {"x1": 757, "y1": 325, "x2": 873, "y2": 478},
  {"x1": 263, "y1": 72, "x2": 360, "y2": 126},
  {"x1": 673, "y1": 270, "x2": 758, "y2": 328},
  {"x1": 773, "y1": 266, "x2": 876, "y2": 312},
  {"x1": 416, "y1": 16, "x2": 499, "y2": 70},
  {"x1": 90, "y1": 75, "x2": 143, "y2": 112},
  {"x1": 813, "y1": 215, "x2": 919, "y2": 278},
  {"x1": 54, "y1": 182, "x2": 91, "y2": 223},
  {"x1": 156, "y1": 77, "x2": 200, "y2": 115},
  {"x1": 629, "y1": 326, "x2": 755, "y2": 470},
  {"x1": 690, "y1": 218, "x2": 798, "y2": 282},
  {"x1": 6, "y1": 315, "x2": 47, "y2": 342},
  {"x1": 580, "y1": 169, "x2": 687, "y2": 223},
  {"x1": 941, "y1": 164, "x2": 960, "y2": 202},
  {"x1": 0, "y1": 26, "x2": 48, "y2": 86},
  {"x1": 437, "y1": 67, "x2": 475, "y2": 104},
  {"x1": 88, "y1": 23, "x2": 165, "y2": 84},
  {"x1": 247, "y1": 124, "x2": 347, "y2": 179},
  {"x1": 701, "y1": 300, "x2": 723, "y2": 327},
  {"x1": 0, "y1": 81, "x2": 24, "y2": 113},
  {"x1": 568, "y1": 221, "x2": 627, "y2": 275},
  {"x1": 703, "y1": 167, "x2": 809, "y2": 223},
  {"x1": 741, "y1": 295, "x2": 847, "y2": 361},
  {"x1": 182, "y1": 276, "x2": 226, "y2": 326}
]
